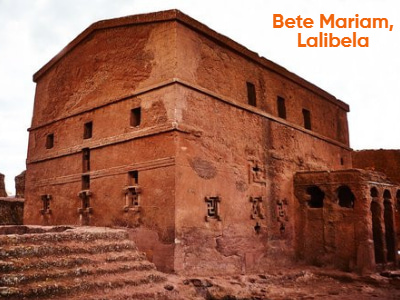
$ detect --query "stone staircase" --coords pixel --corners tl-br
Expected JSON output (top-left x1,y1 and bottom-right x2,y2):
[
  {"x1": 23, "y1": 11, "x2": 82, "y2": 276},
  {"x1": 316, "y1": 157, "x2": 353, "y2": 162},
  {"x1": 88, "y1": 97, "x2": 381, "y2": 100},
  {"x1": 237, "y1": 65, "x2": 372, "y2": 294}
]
[{"x1": 0, "y1": 226, "x2": 169, "y2": 299}]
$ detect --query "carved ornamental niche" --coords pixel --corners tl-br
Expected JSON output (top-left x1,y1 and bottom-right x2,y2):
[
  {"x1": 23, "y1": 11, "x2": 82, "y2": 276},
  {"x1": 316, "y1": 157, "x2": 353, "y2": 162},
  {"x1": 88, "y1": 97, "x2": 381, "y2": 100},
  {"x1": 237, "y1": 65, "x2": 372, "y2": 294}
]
[
  {"x1": 123, "y1": 171, "x2": 141, "y2": 213},
  {"x1": 248, "y1": 157, "x2": 266, "y2": 185},
  {"x1": 205, "y1": 196, "x2": 221, "y2": 221},
  {"x1": 276, "y1": 198, "x2": 288, "y2": 234},
  {"x1": 250, "y1": 196, "x2": 265, "y2": 220},
  {"x1": 123, "y1": 185, "x2": 142, "y2": 212}
]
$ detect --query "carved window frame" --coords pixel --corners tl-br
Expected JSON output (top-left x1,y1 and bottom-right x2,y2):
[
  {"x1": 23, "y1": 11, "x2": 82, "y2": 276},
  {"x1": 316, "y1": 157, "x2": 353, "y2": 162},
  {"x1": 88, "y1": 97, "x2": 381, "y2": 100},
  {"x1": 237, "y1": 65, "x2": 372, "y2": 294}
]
[
  {"x1": 40, "y1": 194, "x2": 52, "y2": 215},
  {"x1": 250, "y1": 196, "x2": 265, "y2": 220},
  {"x1": 205, "y1": 196, "x2": 221, "y2": 221},
  {"x1": 123, "y1": 185, "x2": 142, "y2": 212}
]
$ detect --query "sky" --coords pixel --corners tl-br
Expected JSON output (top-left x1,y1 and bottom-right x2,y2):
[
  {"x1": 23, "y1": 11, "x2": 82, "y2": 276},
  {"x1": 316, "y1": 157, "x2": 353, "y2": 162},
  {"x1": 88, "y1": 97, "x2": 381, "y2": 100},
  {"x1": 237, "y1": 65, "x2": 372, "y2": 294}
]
[{"x1": 0, "y1": 0, "x2": 399, "y2": 194}]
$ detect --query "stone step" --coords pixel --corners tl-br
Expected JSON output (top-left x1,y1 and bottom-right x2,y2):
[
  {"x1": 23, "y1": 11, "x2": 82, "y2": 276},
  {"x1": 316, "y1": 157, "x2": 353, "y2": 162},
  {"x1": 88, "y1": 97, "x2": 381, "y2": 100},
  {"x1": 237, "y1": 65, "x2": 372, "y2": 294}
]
[
  {"x1": 0, "y1": 250, "x2": 148, "y2": 273},
  {"x1": 0, "y1": 226, "x2": 129, "y2": 247},
  {"x1": 51, "y1": 282, "x2": 175, "y2": 300},
  {"x1": 0, "y1": 270, "x2": 167, "y2": 299},
  {"x1": 0, "y1": 259, "x2": 156, "y2": 286},
  {"x1": 0, "y1": 239, "x2": 137, "y2": 259}
]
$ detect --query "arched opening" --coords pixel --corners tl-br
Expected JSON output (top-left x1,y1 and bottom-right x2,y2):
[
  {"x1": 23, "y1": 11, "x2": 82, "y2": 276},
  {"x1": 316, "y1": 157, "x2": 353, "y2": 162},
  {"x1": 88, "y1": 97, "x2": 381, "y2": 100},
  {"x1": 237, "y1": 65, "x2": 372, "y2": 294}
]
[
  {"x1": 383, "y1": 190, "x2": 396, "y2": 262},
  {"x1": 371, "y1": 187, "x2": 378, "y2": 198},
  {"x1": 306, "y1": 186, "x2": 325, "y2": 208},
  {"x1": 370, "y1": 187, "x2": 385, "y2": 263},
  {"x1": 337, "y1": 185, "x2": 355, "y2": 208}
]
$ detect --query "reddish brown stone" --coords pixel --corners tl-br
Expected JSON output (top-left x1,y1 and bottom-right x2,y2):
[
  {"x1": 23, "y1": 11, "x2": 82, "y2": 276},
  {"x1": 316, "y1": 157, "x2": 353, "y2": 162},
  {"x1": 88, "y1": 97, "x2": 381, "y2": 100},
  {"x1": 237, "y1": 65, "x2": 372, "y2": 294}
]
[
  {"x1": 0, "y1": 197, "x2": 24, "y2": 225},
  {"x1": 294, "y1": 169, "x2": 399, "y2": 273},
  {"x1": 353, "y1": 149, "x2": 400, "y2": 184},
  {"x1": 24, "y1": 10, "x2": 398, "y2": 275},
  {"x1": 0, "y1": 173, "x2": 7, "y2": 197},
  {"x1": 15, "y1": 170, "x2": 26, "y2": 198}
]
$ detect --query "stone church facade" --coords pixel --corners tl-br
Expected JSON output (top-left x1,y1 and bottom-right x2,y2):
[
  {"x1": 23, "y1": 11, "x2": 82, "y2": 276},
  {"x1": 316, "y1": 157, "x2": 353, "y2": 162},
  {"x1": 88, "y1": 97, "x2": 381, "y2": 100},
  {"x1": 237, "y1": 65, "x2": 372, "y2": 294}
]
[{"x1": 24, "y1": 10, "x2": 399, "y2": 274}]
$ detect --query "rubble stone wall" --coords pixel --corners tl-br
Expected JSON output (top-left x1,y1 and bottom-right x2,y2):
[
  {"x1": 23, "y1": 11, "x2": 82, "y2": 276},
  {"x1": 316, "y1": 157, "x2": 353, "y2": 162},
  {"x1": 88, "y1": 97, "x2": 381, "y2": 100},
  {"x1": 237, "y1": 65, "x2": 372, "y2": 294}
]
[
  {"x1": 15, "y1": 170, "x2": 26, "y2": 198},
  {"x1": 0, "y1": 197, "x2": 24, "y2": 225},
  {"x1": 0, "y1": 173, "x2": 7, "y2": 197}
]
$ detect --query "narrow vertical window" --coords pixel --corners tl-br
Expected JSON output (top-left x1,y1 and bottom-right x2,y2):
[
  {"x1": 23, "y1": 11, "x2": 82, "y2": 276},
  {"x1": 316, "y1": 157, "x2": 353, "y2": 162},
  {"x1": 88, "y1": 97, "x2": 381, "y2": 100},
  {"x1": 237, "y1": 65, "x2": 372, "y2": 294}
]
[
  {"x1": 82, "y1": 175, "x2": 90, "y2": 190},
  {"x1": 130, "y1": 107, "x2": 141, "y2": 127},
  {"x1": 46, "y1": 133, "x2": 54, "y2": 149},
  {"x1": 246, "y1": 82, "x2": 256, "y2": 107},
  {"x1": 302, "y1": 109, "x2": 312, "y2": 130},
  {"x1": 40, "y1": 194, "x2": 52, "y2": 215},
  {"x1": 82, "y1": 148, "x2": 90, "y2": 173},
  {"x1": 277, "y1": 96, "x2": 286, "y2": 119},
  {"x1": 83, "y1": 121, "x2": 93, "y2": 139},
  {"x1": 128, "y1": 171, "x2": 139, "y2": 185}
]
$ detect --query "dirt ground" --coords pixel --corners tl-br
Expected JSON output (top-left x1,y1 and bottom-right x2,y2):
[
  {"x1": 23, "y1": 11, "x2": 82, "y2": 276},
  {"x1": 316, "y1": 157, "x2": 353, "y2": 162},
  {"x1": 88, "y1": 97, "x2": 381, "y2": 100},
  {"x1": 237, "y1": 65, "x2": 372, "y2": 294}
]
[{"x1": 158, "y1": 266, "x2": 400, "y2": 300}]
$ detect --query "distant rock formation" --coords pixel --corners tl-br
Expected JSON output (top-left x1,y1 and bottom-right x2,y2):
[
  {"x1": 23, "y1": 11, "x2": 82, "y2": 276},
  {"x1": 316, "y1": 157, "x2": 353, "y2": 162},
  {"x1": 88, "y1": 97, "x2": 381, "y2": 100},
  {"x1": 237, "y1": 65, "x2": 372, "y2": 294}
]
[
  {"x1": 0, "y1": 173, "x2": 7, "y2": 197},
  {"x1": 15, "y1": 170, "x2": 26, "y2": 198}
]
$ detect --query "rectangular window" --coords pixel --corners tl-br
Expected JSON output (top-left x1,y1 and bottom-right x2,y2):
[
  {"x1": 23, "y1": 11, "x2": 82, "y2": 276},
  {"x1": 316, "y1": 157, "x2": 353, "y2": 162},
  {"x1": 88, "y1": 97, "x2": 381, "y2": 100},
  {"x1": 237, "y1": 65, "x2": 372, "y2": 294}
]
[
  {"x1": 46, "y1": 133, "x2": 54, "y2": 149},
  {"x1": 130, "y1": 107, "x2": 141, "y2": 127},
  {"x1": 40, "y1": 194, "x2": 52, "y2": 214},
  {"x1": 128, "y1": 171, "x2": 139, "y2": 185},
  {"x1": 246, "y1": 82, "x2": 256, "y2": 107},
  {"x1": 83, "y1": 121, "x2": 93, "y2": 139},
  {"x1": 82, "y1": 175, "x2": 90, "y2": 190},
  {"x1": 302, "y1": 109, "x2": 312, "y2": 130},
  {"x1": 277, "y1": 96, "x2": 286, "y2": 119},
  {"x1": 82, "y1": 148, "x2": 90, "y2": 173}
]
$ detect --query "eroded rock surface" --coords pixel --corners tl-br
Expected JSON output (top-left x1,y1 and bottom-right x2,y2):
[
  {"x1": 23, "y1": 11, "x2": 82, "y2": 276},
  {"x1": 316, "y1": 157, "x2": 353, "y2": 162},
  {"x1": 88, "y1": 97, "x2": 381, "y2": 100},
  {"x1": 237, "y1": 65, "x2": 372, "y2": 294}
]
[
  {"x1": 0, "y1": 226, "x2": 399, "y2": 299},
  {"x1": 14, "y1": 170, "x2": 25, "y2": 198},
  {"x1": 0, "y1": 173, "x2": 6, "y2": 197}
]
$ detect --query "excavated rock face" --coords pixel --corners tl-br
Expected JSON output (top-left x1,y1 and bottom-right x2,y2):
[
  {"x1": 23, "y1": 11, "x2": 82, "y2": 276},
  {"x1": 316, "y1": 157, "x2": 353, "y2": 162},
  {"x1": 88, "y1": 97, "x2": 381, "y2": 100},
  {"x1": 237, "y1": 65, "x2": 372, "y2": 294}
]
[
  {"x1": 0, "y1": 198, "x2": 23, "y2": 225},
  {"x1": 353, "y1": 150, "x2": 400, "y2": 185},
  {"x1": 0, "y1": 226, "x2": 399, "y2": 299},
  {"x1": 0, "y1": 173, "x2": 7, "y2": 197},
  {"x1": 14, "y1": 170, "x2": 26, "y2": 198},
  {"x1": 0, "y1": 226, "x2": 168, "y2": 299}
]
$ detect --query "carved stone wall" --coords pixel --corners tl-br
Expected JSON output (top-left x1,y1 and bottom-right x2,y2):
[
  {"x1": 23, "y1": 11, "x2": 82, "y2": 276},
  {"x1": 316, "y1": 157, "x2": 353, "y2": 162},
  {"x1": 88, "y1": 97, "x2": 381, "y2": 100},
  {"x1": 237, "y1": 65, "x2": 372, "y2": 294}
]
[
  {"x1": 294, "y1": 169, "x2": 399, "y2": 274},
  {"x1": 0, "y1": 197, "x2": 24, "y2": 225},
  {"x1": 25, "y1": 10, "x2": 354, "y2": 274},
  {"x1": 0, "y1": 173, "x2": 7, "y2": 197},
  {"x1": 15, "y1": 170, "x2": 26, "y2": 198},
  {"x1": 353, "y1": 149, "x2": 400, "y2": 185}
]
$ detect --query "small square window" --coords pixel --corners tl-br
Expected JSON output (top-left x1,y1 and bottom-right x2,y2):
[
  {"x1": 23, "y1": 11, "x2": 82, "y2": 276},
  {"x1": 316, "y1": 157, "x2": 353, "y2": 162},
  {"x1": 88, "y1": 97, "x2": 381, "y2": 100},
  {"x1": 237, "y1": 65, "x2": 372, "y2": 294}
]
[
  {"x1": 46, "y1": 134, "x2": 54, "y2": 149},
  {"x1": 83, "y1": 122, "x2": 93, "y2": 139},
  {"x1": 131, "y1": 107, "x2": 141, "y2": 127}
]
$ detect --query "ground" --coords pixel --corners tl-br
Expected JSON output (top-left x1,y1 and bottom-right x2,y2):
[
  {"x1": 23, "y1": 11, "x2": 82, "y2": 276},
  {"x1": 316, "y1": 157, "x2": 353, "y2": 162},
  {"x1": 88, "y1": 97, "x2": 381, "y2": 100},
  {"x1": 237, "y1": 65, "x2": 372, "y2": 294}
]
[{"x1": 158, "y1": 266, "x2": 400, "y2": 300}]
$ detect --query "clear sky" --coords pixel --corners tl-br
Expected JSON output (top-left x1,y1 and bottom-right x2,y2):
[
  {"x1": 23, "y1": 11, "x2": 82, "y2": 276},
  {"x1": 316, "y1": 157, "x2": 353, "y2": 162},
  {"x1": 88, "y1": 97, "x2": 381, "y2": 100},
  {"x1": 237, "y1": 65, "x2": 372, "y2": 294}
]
[{"x1": 0, "y1": 0, "x2": 399, "y2": 194}]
